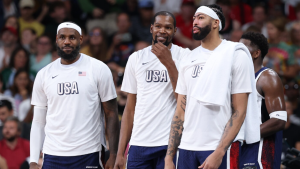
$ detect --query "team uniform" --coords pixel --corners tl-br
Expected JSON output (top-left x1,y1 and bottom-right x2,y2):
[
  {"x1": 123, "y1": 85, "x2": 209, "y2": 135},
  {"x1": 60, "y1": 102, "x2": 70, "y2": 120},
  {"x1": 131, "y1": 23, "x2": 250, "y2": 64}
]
[
  {"x1": 31, "y1": 54, "x2": 117, "y2": 169},
  {"x1": 239, "y1": 67, "x2": 282, "y2": 169},
  {"x1": 121, "y1": 44, "x2": 190, "y2": 169},
  {"x1": 175, "y1": 40, "x2": 253, "y2": 169}
]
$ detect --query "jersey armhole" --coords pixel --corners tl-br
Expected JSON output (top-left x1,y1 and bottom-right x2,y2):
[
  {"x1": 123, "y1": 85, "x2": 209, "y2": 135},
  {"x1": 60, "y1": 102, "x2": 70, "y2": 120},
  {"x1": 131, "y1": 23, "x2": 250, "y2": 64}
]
[{"x1": 256, "y1": 69, "x2": 269, "y2": 99}]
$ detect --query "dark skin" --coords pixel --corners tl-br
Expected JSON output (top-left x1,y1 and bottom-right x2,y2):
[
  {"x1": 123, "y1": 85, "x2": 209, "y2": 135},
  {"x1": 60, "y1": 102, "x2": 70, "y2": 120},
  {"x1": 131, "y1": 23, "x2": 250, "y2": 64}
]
[
  {"x1": 240, "y1": 38, "x2": 286, "y2": 138},
  {"x1": 114, "y1": 15, "x2": 179, "y2": 169},
  {"x1": 30, "y1": 28, "x2": 119, "y2": 169}
]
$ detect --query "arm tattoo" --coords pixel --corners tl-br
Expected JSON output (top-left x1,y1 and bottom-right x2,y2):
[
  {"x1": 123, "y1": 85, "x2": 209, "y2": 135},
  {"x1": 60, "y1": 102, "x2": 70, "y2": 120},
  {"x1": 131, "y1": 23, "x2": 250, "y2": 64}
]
[
  {"x1": 180, "y1": 96, "x2": 186, "y2": 112},
  {"x1": 167, "y1": 116, "x2": 184, "y2": 157}
]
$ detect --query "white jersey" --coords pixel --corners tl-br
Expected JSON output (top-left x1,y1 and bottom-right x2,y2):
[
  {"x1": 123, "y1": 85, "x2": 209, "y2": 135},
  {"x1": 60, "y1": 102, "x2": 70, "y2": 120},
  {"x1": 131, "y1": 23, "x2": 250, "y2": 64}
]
[
  {"x1": 121, "y1": 44, "x2": 190, "y2": 146},
  {"x1": 175, "y1": 43, "x2": 252, "y2": 151},
  {"x1": 31, "y1": 54, "x2": 117, "y2": 156},
  {"x1": 255, "y1": 68, "x2": 268, "y2": 111}
]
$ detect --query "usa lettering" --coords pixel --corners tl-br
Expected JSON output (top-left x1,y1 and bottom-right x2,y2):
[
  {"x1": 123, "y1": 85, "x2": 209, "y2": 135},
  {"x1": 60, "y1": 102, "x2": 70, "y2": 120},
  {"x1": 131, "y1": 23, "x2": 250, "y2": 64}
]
[
  {"x1": 146, "y1": 70, "x2": 168, "y2": 82},
  {"x1": 191, "y1": 65, "x2": 203, "y2": 78},
  {"x1": 57, "y1": 82, "x2": 79, "y2": 95}
]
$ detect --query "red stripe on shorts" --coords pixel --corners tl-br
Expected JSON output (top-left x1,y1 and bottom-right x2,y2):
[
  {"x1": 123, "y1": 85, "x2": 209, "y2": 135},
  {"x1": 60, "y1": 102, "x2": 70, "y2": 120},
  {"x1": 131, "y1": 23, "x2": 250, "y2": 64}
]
[{"x1": 230, "y1": 141, "x2": 240, "y2": 169}]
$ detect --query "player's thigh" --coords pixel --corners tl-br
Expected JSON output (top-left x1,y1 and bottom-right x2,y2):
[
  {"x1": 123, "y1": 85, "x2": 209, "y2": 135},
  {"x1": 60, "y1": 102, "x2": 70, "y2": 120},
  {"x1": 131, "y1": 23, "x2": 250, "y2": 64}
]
[
  {"x1": 127, "y1": 145, "x2": 158, "y2": 169},
  {"x1": 240, "y1": 141, "x2": 261, "y2": 169},
  {"x1": 197, "y1": 150, "x2": 229, "y2": 169},
  {"x1": 177, "y1": 149, "x2": 199, "y2": 169},
  {"x1": 154, "y1": 147, "x2": 177, "y2": 169}
]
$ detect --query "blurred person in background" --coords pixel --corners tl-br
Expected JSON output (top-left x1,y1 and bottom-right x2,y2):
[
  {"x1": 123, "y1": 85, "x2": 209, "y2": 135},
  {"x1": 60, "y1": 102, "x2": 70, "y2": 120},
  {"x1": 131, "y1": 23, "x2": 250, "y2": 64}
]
[
  {"x1": 267, "y1": 0, "x2": 285, "y2": 20},
  {"x1": 121, "y1": 0, "x2": 139, "y2": 17},
  {"x1": 18, "y1": 0, "x2": 45, "y2": 37},
  {"x1": 0, "y1": 155, "x2": 8, "y2": 169},
  {"x1": 130, "y1": 0, "x2": 154, "y2": 43},
  {"x1": 30, "y1": 35, "x2": 52, "y2": 76},
  {"x1": 153, "y1": 0, "x2": 181, "y2": 16},
  {"x1": 0, "y1": 0, "x2": 19, "y2": 28},
  {"x1": 1, "y1": 47, "x2": 31, "y2": 91},
  {"x1": 80, "y1": 27, "x2": 110, "y2": 62},
  {"x1": 286, "y1": 3, "x2": 300, "y2": 31},
  {"x1": 0, "y1": 116, "x2": 30, "y2": 169},
  {"x1": 21, "y1": 28, "x2": 37, "y2": 53},
  {"x1": 0, "y1": 27, "x2": 19, "y2": 71},
  {"x1": 134, "y1": 41, "x2": 150, "y2": 51},
  {"x1": 290, "y1": 22, "x2": 300, "y2": 85},
  {"x1": 107, "y1": 12, "x2": 137, "y2": 75},
  {"x1": 217, "y1": 0, "x2": 234, "y2": 40},
  {"x1": 4, "y1": 69, "x2": 32, "y2": 117},
  {"x1": 264, "y1": 17, "x2": 297, "y2": 81},
  {"x1": 78, "y1": 0, "x2": 110, "y2": 19},
  {"x1": 242, "y1": 4, "x2": 268, "y2": 38},
  {"x1": 3, "y1": 15, "x2": 19, "y2": 31},
  {"x1": 229, "y1": 29, "x2": 243, "y2": 42},
  {"x1": 229, "y1": 0, "x2": 253, "y2": 30},
  {"x1": 285, "y1": 80, "x2": 300, "y2": 120}
]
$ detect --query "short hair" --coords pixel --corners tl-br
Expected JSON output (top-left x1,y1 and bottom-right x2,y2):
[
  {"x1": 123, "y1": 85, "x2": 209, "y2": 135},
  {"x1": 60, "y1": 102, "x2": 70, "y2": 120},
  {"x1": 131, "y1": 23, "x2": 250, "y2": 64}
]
[
  {"x1": 241, "y1": 32, "x2": 269, "y2": 60},
  {"x1": 9, "y1": 47, "x2": 30, "y2": 72},
  {"x1": 268, "y1": 17, "x2": 288, "y2": 32},
  {"x1": 205, "y1": 4, "x2": 226, "y2": 31},
  {"x1": 253, "y1": 4, "x2": 267, "y2": 15},
  {"x1": 0, "y1": 99, "x2": 13, "y2": 111},
  {"x1": 4, "y1": 116, "x2": 22, "y2": 132},
  {"x1": 152, "y1": 11, "x2": 176, "y2": 28}
]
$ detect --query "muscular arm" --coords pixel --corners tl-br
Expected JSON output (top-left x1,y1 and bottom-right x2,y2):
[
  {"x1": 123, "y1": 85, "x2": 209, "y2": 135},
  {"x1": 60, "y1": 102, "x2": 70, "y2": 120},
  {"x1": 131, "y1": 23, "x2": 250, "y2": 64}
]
[
  {"x1": 165, "y1": 94, "x2": 186, "y2": 161},
  {"x1": 116, "y1": 94, "x2": 136, "y2": 156},
  {"x1": 102, "y1": 98, "x2": 120, "y2": 157},
  {"x1": 258, "y1": 70, "x2": 286, "y2": 138}
]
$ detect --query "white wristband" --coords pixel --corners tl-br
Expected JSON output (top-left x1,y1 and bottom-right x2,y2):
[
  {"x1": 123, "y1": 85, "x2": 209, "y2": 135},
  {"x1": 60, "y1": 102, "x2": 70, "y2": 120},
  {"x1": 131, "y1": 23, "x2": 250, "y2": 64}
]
[{"x1": 269, "y1": 111, "x2": 287, "y2": 122}]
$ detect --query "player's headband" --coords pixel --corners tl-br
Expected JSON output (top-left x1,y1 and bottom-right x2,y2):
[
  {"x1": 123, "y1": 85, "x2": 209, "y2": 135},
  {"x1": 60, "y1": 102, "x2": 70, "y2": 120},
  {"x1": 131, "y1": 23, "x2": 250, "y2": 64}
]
[
  {"x1": 57, "y1": 22, "x2": 82, "y2": 35},
  {"x1": 195, "y1": 6, "x2": 222, "y2": 31}
]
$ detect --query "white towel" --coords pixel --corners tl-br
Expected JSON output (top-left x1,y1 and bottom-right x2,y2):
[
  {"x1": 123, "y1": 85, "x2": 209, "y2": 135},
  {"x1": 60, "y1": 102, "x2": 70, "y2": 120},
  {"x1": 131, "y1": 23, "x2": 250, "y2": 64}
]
[{"x1": 190, "y1": 40, "x2": 261, "y2": 144}]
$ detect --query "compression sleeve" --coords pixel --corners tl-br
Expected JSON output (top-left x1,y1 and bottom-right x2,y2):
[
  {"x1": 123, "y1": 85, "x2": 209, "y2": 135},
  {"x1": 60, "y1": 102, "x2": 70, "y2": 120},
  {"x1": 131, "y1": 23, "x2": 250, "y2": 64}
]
[{"x1": 30, "y1": 106, "x2": 47, "y2": 163}]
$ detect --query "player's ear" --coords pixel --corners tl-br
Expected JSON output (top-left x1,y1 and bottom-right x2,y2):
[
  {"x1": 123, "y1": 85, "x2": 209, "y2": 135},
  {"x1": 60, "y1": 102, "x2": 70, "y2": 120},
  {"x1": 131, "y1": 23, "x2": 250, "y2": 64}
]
[
  {"x1": 80, "y1": 35, "x2": 83, "y2": 45},
  {"x1": 56, "y1": 35, "x2": 58, "y2": 44},
  {"x1": 213, "y1": 19, "x2": 219, "y2": 30},
  {"x1": 174, "y1": 27, "x2": 177, "y2": 34},
  {"x1": 150, "y1": 24, "x2": 153, "y2": 33},
  {"x1": 254, "y1": 50, "x2": 261, "y2": 59}
]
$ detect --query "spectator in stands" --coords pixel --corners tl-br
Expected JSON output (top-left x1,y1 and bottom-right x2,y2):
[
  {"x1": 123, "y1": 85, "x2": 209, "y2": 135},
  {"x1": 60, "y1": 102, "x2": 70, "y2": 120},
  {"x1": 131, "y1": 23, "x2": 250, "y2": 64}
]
[
  {"x1": 130, "y1": 0, "x2": 154, "y2": 43},
  {"x1": 4, "y1": 69, "x2": 32, "y2": 116},
  {"x1": 286, "y1": 3, "x2": 300, "y2": 31},
  {"x1": 1, "y1": 47, "x2": 31, "y2": 90},
  {"x1": 0, "y1": 99, "x2": 13, "y2": 140},
  {"x1": 0, "y1": 116, "x2": 30, "y2": 169},
  {"x1": 30, "y1": 35, "x2": 52, "y2": 76},
  {"x1": 44, "y1": 1, "x2": 68, "y2": 42},
  {"x1": 0, "y1": 155, "x2": 8, "y2": 169},
  {"x1": 80, "y1": 27, "x2": 110, "y2": 62},
  {"x1": 229, "y1": 0, "x2": 253, "y2": 29},
  {"x1": 153, "y1": 0, "x2": 181, "y2": 16},
  {"x1": 264, "y1": 17, "x2": 297, "y2": 80},
  {"x1": 242, "y1": 5, "x2": 268, "y2": 38},
  {"x1": 0, "y1": 27, "x2": 18, "y2": 71},
  {"x1": 21, "y1": 28, "x2": 37, "y2": 53},
  {"x1": 0, "y1": 0, "x2": 19, "y2": 28},
  {"x1": 285, "y1": 80, "x2": 300, "y2": 118},
  {"x1": 78, "y1": 0, "x2": 110, "y2": 19},
  {"x1": 107, "y1": 12, "x2": 137, "y2": 74},
  {"x1": 173, "y1": 0, "x2": 197, "y2": 48},
  {"x1": 3, "y1": 15, "x2": 19, "y2": 31},
  {"x1": 134, "y1": 41, "x2": 150, "y2": 51},
  {"x1": 216, "y1": 0, "x2": 234, "y2": 39},
  {"x1": 121, "y1": 0, "x2": 139, "y2": 17},
  {"x1": 290, "y1": 22, "x2": 300, "y2": 84},
  {"x1": 229, "y1": 29, "x2": 243, "y2": 42},
  {"x1": 18, "y1": 0, "x2": 45, "y2": 37}
]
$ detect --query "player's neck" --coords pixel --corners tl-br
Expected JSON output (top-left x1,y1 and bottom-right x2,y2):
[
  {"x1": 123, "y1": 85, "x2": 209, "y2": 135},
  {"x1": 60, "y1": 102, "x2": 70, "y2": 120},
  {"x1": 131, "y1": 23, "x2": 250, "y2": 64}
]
[
  {"x1": 254, "y1": 60, "x2": 264, "y2": 73},
  {"x1": 61, "y1": 54, "x2": 81, "y2": 65},
  {"x1": 201, "y1": 34, "x2": 222, "y2": 51}
]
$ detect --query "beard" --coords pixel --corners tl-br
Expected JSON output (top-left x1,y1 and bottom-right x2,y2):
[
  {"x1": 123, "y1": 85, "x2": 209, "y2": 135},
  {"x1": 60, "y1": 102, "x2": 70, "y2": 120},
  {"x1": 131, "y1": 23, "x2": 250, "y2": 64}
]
[
  {"x1": 6, "y1": 136, "x2": 16, "y2": 142},
  {"x1": 57, "y1": 45, "x2": 80, "y2": 61},
  {"x1": 192, "y1": 24, "x2": 212, "y2": 40},
  {"x1": 153, "y1": 35, "x2": 171, "y2": 47}
]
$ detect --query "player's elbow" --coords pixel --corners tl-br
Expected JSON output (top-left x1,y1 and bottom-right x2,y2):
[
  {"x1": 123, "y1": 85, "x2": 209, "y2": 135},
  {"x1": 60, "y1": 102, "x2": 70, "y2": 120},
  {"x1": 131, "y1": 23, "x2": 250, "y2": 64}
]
[{"x1": 274, "y1": 119, "x2": 286, "y2": 131}]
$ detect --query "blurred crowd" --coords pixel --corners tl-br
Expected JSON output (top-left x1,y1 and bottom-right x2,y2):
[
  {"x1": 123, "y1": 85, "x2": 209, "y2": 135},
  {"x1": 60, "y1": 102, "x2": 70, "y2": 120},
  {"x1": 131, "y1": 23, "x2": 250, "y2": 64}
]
[{"x1": 0, "y1": 0, "x2": 300, "y2": 168}]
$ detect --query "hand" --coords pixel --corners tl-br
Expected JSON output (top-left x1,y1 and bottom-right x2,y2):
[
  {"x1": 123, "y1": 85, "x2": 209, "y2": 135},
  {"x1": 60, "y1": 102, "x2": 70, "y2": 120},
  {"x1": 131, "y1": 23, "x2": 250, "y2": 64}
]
[
  {"x1": 151, "y1": 42, "x2": 173, "y2": 68},
  {"x1": 93, "y1": 8, "x2": 104, "y2": 18},
  {"x1": 29, "y1": 162, "x2": 39, "y2": 169},
  {"x1": 198, "y1": 150, "x2": 224, "y2": 169},
  {"x1": 164, "y1": 157, "x2": 175, "y2": 169},
  {"x1": 105, "y1": 154, "x2": 116, "y2": 169},
  {"x1": 113, "y1": 154, "x2": 126, "y2": 169}
]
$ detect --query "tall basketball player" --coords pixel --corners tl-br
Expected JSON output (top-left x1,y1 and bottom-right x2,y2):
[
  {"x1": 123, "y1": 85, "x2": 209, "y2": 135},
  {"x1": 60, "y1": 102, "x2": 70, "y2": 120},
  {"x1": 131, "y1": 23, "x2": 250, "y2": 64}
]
[
  {"x1": 240, "y1": 32, "x2": 286, "y2": 169},
  {"x1": 114, "y1": 11, "x2": 190, "y2": 169},
  {"x1": 29, "y1": 22, "x2": 120, "y2": 169}
]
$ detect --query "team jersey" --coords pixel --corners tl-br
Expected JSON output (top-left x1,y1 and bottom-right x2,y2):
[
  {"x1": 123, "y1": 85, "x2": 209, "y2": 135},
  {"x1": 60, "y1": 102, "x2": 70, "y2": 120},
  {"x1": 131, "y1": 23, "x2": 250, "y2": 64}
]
[
  {"x1": 176, "y1": 41, "x2": 252, "y2": 151},
  {"x1": 255, "y1": 67, "x2": 282, "y2": 169},
  {"x1": 31, "y1": 54, "x2": 117, "y2": 156},
  {"x1": 121, "y1": 44, "x2": 190, "y2": 146}
]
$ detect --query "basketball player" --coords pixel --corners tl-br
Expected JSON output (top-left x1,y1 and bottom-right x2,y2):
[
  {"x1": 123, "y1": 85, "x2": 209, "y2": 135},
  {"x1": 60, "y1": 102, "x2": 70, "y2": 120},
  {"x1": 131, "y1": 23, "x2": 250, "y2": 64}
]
[
  {"x1": 113, "y1": 11, "x2": 190, "y2": 169},
  {"x1": 239, "y1": 32, "x2": 286, "y2": 169},
  {"x1": 29, "y1": 22, "x2": 120, "y2": 169},
  {"x1": 164, "y1": 4, "x2": 260, "y2": 169}
]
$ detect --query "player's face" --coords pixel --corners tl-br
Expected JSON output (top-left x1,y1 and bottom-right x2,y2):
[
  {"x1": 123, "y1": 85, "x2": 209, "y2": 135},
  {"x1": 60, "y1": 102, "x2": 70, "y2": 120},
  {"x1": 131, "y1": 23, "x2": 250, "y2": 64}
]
[
  {"x1": 192, "y1": 13, "x2": 212, "y2": 40},
  {"x1": 0, "y1": 107, "x2": 13, "y2": 123},
  {"x1": 56, "y1": 28, "x2": 83, "y2": 61},
  {"x1": 150, "y1": 15, "x2": 177, "y2": 46},
  {"x1": 239, "y1": 38, "x2": 260, "y2": 60},
  {"x1": 3, "y1": 121, "x2": 19, "y2": 141}
]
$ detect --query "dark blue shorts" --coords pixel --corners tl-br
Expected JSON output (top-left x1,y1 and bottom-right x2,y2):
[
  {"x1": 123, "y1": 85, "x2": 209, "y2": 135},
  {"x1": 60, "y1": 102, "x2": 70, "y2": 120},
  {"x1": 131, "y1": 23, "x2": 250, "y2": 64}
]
[
  {"x1": 177, "y1": 141, "x2": 241, "y2": 169},
  {"x1": 127, "y1": 145, "x2": 176, "y2": 169},
  {"x1": 42, "y1": 151, "x2": 104, "y2": 169}
]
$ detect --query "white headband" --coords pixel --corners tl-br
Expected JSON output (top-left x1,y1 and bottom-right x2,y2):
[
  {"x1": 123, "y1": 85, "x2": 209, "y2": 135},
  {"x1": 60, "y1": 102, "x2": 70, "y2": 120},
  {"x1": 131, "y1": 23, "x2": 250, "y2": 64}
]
[
  {"x1": 57, "y1": 22, "x2": 82, "y2": 35},
  {"x1": 195, "y1": 6, "x2": 222, "y2": 31}
]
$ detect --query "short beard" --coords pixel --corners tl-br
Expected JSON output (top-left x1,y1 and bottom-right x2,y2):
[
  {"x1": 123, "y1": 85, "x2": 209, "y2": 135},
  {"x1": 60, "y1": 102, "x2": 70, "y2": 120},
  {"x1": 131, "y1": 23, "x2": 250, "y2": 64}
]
[
  {"x1": 57, "y1": 45, "x2": 80, "y2": 61},
  {"x1": 153, "y1": 35, "x2": 171, "y2": 47},
  {"x1": 6, "y1": 136, "x2": 16, "y2": 142},
  {"x1": 192, "y1": 24, "x2": 212, "y2": 40}
]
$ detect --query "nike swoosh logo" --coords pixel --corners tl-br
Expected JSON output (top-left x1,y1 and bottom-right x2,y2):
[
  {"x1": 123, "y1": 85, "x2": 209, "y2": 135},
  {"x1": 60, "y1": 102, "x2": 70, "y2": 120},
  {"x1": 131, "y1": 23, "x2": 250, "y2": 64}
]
[
  {"x1": 52, "y1": 75, "x2": 58, "y2": 79},
  {"x1": 142, "y1": 62, "x2": 149, "y2": 65},
  {"x1": 191, "y1": 60, "x2": 196, "y2": 62}
]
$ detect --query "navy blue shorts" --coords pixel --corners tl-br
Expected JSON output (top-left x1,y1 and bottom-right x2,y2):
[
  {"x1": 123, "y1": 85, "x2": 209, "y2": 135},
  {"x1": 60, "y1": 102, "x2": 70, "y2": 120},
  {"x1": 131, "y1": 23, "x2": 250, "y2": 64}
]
[
  {"x1": 177, "y1": 141, "x2": 241, "y2": 169},
  {"x1": 42, "y1": 151, "x2": 105, "y2": 169},
  {"x1": 127, "y1": 145, "x2": 176, "y2": 169}
]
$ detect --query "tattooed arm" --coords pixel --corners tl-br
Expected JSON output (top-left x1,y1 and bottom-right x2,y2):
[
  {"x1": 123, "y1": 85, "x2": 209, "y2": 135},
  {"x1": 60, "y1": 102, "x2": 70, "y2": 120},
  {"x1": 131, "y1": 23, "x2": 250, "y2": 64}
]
[
  {"x1": 165, "y1": 94, "x2": 186, "y2": 169},
  {"x1": 199, "y1": 93, "x2": 249, "y2": 169}
]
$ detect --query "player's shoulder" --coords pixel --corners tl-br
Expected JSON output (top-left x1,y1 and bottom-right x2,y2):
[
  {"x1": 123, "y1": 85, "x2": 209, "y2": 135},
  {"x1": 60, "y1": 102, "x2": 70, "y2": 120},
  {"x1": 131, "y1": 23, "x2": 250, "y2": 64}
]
[{"x1": 258, "y1": 68, "x2": 282, "y2": 88}]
